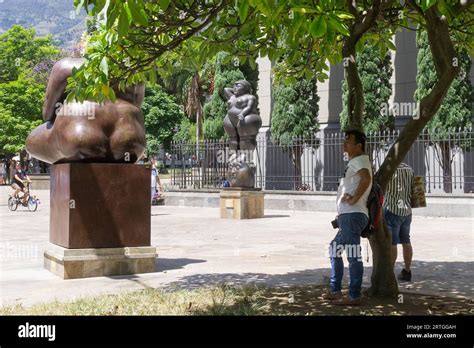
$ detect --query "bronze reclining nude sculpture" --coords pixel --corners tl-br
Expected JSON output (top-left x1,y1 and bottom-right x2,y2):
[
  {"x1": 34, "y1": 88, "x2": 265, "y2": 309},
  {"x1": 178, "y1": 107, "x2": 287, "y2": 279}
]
[{"x1": 26, "y1": 58, "x2": 146, "y2": 164}]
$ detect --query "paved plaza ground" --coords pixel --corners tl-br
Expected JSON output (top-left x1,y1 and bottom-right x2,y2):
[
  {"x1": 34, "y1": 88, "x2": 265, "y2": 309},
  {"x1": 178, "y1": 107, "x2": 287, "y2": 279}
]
[{"x1": 0, "y1": 187, "x2": 473, "y2": 308}]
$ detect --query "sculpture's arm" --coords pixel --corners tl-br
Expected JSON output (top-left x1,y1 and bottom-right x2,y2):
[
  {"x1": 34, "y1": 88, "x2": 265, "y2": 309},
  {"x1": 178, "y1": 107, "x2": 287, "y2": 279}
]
[
  {"x1": 42, "y1": 58, "x2": 85, "y2": 122},
  {"x1": 238, "y1": 95, "x2": 256, "y2": 117},
  {"x1": 223, "y1": 87, "x2": 234, "y2": 100}
]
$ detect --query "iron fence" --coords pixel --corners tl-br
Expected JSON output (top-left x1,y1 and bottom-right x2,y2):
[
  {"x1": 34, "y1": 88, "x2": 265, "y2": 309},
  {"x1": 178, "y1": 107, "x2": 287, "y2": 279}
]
[{"x1": 170, "y1": 128, "x2": 474, "y2": 193}]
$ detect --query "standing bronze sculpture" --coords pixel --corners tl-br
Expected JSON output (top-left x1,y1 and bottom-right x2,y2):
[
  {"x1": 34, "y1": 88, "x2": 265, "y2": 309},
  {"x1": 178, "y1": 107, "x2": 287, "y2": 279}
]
[
  {"x1": 222, "y1": 80, "x2": 262, "y2": 188},
  {"x1": 26, "y1": 58, "x2": 146, "y2": 164},
  {"x1": 223, "y1": 80, "x2": 262, "y2": 151}
]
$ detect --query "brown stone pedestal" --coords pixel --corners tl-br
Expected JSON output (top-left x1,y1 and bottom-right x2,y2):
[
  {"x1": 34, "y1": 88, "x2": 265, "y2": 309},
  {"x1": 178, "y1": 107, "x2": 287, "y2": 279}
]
[
  {"x1": 44, "y1": 163, "x2": 157, "y2": 279},
  {"x1": 219, "y1": 188, "x2": 264, "y2": 219},
  {"x1": 44, "y1": 243, "x2": 157, "y2": 279}
]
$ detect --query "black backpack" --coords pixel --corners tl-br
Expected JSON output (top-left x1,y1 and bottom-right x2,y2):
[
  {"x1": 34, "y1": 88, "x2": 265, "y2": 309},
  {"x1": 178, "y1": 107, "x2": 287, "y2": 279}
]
[{"x1": 361, "y1": 180, "x2": 384, "y2": 238}]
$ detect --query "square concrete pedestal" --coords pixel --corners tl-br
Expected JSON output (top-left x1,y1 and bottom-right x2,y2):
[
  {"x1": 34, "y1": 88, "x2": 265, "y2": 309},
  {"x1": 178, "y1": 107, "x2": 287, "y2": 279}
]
[
  {"x1": 45, "y1": 163, "x2": 157, "y2": 279},
  {"x1": 220, "y1": 188, "x2": 264, "y2": 219},
  {"x1": 44, "y1": 243, "x2": 157, "y2": 279}
]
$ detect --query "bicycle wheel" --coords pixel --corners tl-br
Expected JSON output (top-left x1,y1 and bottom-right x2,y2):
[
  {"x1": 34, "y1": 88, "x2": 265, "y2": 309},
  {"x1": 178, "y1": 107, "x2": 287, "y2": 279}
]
[
  {"x1": 27, "y1": 197, "x2": 38, "y2": 212},
  {"x1": 8, "y1": 197, "x2": 18, "y2": 211}
]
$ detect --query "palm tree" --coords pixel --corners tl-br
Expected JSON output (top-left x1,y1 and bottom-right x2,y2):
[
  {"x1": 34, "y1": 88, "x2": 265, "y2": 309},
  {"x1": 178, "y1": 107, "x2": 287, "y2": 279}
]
[{"x1": 185, "y1": 71, "x2": 204, "y2": 146}]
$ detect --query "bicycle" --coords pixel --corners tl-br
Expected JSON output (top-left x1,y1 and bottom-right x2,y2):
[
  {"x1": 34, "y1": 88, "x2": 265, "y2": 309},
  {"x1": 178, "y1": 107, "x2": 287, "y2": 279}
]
[{"x1": 8, "y1": 182, "x2": 39, "y2": 212}]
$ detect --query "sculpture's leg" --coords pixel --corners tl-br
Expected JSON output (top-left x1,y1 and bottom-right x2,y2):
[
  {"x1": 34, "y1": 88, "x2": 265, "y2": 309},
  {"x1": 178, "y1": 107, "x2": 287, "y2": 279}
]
[
  {"x1": 26, "y1": 122, "x2": 63, "y2": 164},
  {"x1": 109, "y1": 112, "x2": 146, "y2": 162},
  {"x1": 223, "y1": 115, "x2": 239, "y2": 150},
  {"x1": 237, "y1": 114, "x2": 262, "y2": 150}
]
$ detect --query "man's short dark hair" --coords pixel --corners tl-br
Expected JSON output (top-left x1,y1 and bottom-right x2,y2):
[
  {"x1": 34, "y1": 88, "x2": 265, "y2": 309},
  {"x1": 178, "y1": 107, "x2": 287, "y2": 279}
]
[{"x1": 345, "y1": 129, "x2": 366, "y2": 151}]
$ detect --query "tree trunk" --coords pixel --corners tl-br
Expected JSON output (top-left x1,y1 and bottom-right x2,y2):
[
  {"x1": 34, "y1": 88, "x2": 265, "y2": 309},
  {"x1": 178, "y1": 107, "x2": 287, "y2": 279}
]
[
  {"x1": 196, "y1": 105, "x2": 203, "y2": 161},
  {"x1": 342, "y1": 41, "x2": 365, "y2": 132},
  {"x1": 292, "y1": 144, "x2": 302, "y2": 190},
  {"x1": 440, "y1": 141, "x2": 452, "y2": 193},
  {"x1": 341, "y1": 0, "x2": 398, "y2": 298},
  {"x1": 370, "y1": 3, "x2": 460, "y2": 297}
]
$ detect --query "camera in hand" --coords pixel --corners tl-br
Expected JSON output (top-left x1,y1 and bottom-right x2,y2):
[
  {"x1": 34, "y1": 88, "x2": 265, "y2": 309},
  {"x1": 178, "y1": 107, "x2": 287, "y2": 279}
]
[{"x1": 331, "y1": 217, "x2": 338, "y2": 229}]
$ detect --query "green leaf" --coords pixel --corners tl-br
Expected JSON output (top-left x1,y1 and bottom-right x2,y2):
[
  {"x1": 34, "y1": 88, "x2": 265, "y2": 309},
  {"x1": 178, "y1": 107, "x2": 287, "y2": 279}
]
[
  {"x1": 99, "y1": 56, "x2": 108, "y2": 76},
  {"x1": 128, "y1": 0, "x2": 148, "y2": 25},
  {"x1": 123, "y1": 2, "x2": 132, "y2": 21},
  {"x1": 101, "y1": 84, "x2": 110, "y2": 96},
  {"x1": 237, "y1": 0, "x2": 249, "y2": 22},
  {"x1": 386, "y1": 40, "x2": 396, "y2": 51},
  {"x1": 108, "y1": 87, "x2": 117, "y2": 102},
  {"x1": 148, "y1": 68, "x2": 157, "y2": 85},
  {"x1": 118, "y1": 9, "x2": 130, "y2": 37},
  {"x1": 106, "y1": 3, "x2": 120, "y2": 28},
  {"x1": 75, "y1": 0, "x2": 86, "y2": 14},
  {"x1": 291, "y1": 5, "x2": 317, "y2": 14},
  {"x1": 249, "y1": 58, "x2": 256, "y2": 71},
  {"x1": 437, "y1": 0, "x2": 453, "y2": 19},
  {"x1": 158, "y1": 0, "x2": 171, "y2": 11},
  {"x1": 333, "y1": 11, "x2": 355, "y2": 20},
  {"x1": 419, "y1": 0, "x2": 437, "y2": 11},
  {"x1": 309, "y1": 16, "x2": 327, "y2": 38},
  {"x1": 327, "y1": 14, "x2": 350, "y2": 36},
  {"x1": 92, "y1": 0, "x2": 107, "y2": 15}
]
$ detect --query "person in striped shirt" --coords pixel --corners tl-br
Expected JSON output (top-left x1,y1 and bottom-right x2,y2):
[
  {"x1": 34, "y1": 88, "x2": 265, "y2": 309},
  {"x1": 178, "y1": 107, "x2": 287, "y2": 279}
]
[{"x1": 384, "y1": 162, "x2": 414, "y2": 281}]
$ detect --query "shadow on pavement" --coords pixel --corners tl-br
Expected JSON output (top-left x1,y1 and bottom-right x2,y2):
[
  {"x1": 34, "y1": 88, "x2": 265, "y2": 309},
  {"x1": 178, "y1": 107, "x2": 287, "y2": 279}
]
[
  {"x1": 162, "y1": 260, "x2": 474, "y2": 299},
  {"x1": 156, "y1": 258, "x2": 207, "y2": 272}
]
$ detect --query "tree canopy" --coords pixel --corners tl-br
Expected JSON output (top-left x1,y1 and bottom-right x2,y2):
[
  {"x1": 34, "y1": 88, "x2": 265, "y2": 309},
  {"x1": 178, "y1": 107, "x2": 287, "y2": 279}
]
[
  {"x1": 271, "y1": 76, "x2": 319, "y2": 146},
  {"x1": 339, "y1": 42, "x2": 394, "y2": 133},
  {"x1": 142, "y1": 84, "x2": 185, "y2": 153},
  {"x1": 415, "y1": 30, "x2": 473, "y2": 137},
  {"x1": 0, "y1": 25, "x2": 60, "y2": 156}
]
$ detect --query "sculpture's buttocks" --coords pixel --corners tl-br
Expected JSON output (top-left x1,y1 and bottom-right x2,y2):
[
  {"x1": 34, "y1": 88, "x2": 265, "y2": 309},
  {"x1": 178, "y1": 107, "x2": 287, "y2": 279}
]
[{"x1": 25, "y1": 58, "x2": 146, "y2": 164}]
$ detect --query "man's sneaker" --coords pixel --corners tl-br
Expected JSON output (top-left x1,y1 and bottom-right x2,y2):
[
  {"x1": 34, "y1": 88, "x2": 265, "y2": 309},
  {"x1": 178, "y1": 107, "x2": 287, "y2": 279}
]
[{"x1": 398, "y1": 269, "x2": 412, "y2": 281}]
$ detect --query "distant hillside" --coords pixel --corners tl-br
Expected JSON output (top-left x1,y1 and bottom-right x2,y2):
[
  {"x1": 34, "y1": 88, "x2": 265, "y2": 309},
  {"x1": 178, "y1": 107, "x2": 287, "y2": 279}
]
[{"x1": 0, "y1": 0, "x2": 87, "y2": 48}]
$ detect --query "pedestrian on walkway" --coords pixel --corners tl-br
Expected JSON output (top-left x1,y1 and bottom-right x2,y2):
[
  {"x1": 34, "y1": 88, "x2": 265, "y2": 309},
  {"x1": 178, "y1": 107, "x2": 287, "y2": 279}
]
[
  {"x1": 0, "y1": 159, "x2": 6, "y2": 185},
  {"x1": 325, "y1": 130, "x2": 372, "y2": 306},
  {"x1": 384, "y1": 162, "x2": 415, "y2": 282},
  {"x1": 150, "y1": 158, "x2": 162, "y2": 204}
]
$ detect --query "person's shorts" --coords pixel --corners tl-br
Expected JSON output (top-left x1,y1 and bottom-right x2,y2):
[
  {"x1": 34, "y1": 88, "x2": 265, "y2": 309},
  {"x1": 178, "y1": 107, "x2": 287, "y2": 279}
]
[
  {"x1": 384, "y1": 208, "x2": 412, "y2": 245},
  {"x1": 13, "y1": 180, "x2": 25, "y2": 190}
]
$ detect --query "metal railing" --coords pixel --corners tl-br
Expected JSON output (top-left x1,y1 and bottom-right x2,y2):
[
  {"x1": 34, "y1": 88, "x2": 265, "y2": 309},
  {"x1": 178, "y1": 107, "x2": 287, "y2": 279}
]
[{"x1": 169, "y1": 127, "x2": 474, "y2": 193}]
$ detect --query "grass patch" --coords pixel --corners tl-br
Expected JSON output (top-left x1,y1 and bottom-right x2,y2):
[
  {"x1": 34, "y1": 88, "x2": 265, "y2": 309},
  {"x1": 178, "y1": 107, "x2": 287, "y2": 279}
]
[{"x1": 1, "y1": 284, "x2": 472, "y2": 316}]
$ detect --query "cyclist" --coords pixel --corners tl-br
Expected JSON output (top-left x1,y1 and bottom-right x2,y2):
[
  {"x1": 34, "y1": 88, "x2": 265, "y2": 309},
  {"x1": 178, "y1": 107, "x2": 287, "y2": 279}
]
[{"x1": 13, "y1": 163, "x2": 31, "y2": 204}]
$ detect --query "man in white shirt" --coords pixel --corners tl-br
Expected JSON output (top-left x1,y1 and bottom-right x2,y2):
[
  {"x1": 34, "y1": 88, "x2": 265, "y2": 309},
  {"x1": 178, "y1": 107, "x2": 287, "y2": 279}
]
[{"x1": 325, "y1": 130, "x2": 372, "y2": 306}]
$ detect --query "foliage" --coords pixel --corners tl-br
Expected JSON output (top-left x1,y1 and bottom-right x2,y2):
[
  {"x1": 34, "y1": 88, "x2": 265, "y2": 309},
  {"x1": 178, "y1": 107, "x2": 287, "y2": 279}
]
[
  {"x1": 142, "y1": 85, "x2": 185, "y2": 153},
  {"x1": 203, "y1": 117, "x2": 226, "y2": 140},
  {"x1": 172, "y1": 117, "x2": 196, "y2": 144},
  {"x1": 0, "y1": 25, "x2": 60, "y2": 156},
  {"x1": 0, "y1": 104, "x2": 42, "y2": 155},
  {"x1": 68, "y1": 1, "x2": 473, "y2": 104},
  {"x1": 339, "y1": 42, "x2": 394, "y2": 133},
  {"x1": 0, "y1": 25, "x2": 59, "y2": 83},
  {"x1": 0, "y1": 75, "x2": 46, "y2": 122},
  {"x1": 271, "y1": 76, "x2": 320, "y2": 147},
  {"x1": 67, "y1": 0, "x2": 362, "y2": 102},
  {"x1": 415, "y1": 30, "x2": 473, "y2": 138}
]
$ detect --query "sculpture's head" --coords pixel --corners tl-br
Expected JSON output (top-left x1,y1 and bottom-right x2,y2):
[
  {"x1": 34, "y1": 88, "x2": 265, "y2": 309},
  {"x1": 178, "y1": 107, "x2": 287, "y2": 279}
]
[
  {"x1": 227, "y1": 153, "x2": 254, "y2": 188},
  {"x1": 233, "y1": 80, "x2": 252, "y2": 96}
]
